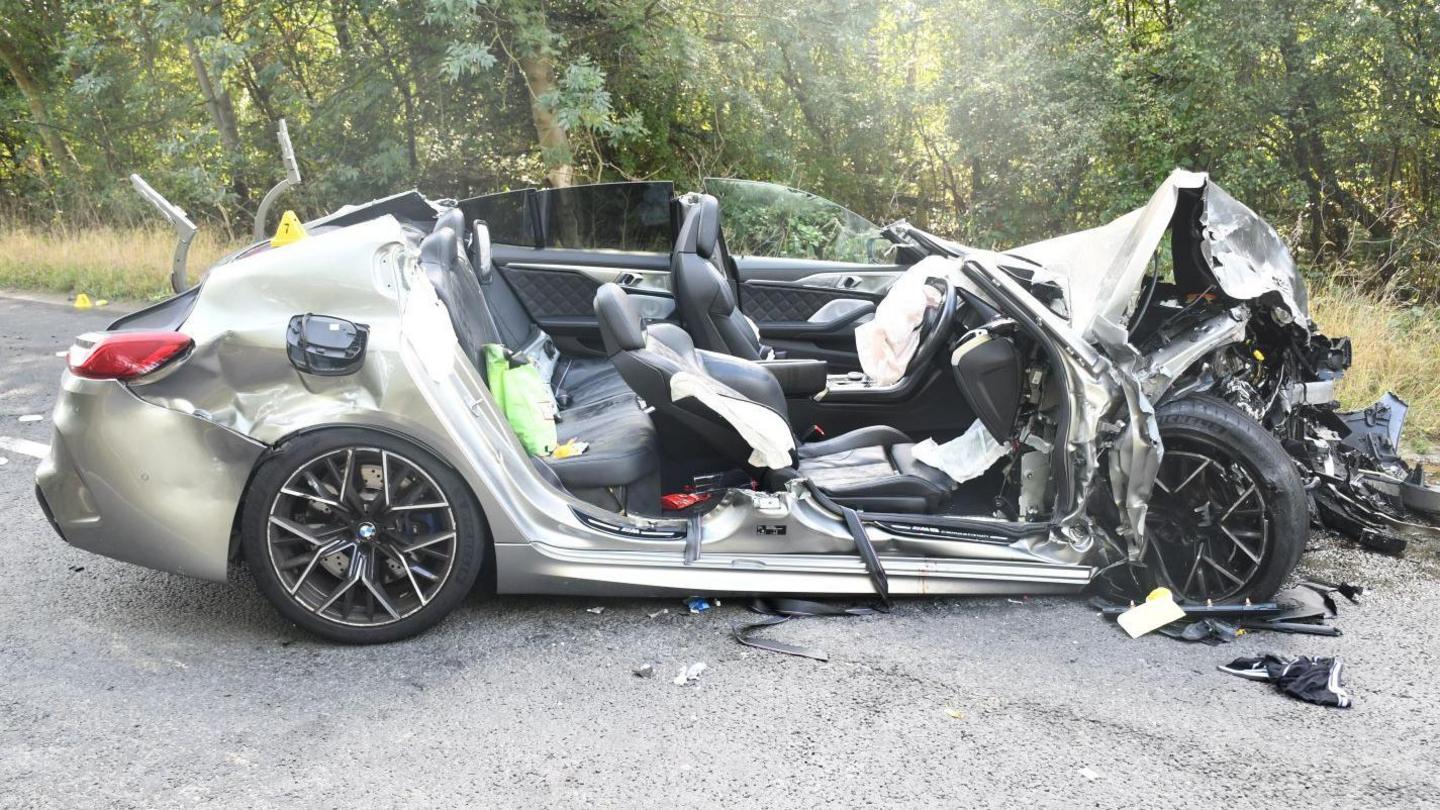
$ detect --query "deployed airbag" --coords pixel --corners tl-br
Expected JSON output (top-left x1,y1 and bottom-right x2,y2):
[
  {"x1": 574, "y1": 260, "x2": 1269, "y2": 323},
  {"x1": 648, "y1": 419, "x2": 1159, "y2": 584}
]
[
  {"x1": 670, "y1": 370, "x2": 796, "y2": 469},
  {"x1": 911, "y1": 419, "x2": 1009, "y2": 485},
  {"x1": 854, "y1": 256, "x2": 953, "y2": 385}
]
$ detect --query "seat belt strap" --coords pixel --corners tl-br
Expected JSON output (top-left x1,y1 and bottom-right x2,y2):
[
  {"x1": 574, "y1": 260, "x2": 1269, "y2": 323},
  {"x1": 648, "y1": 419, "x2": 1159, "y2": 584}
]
[
  {"x1": 731, "y1": 597, "x2": 886, "y2": 661},
  {"x1": 842, "y1": 505, "x2": 890, "y2": 605}
]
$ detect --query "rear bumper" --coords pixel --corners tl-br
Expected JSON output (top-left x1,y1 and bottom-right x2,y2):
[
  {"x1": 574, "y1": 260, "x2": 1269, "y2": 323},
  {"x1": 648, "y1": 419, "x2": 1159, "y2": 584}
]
[{"x1": 35, "y1": 373, "x2": 266, "y2": 582}]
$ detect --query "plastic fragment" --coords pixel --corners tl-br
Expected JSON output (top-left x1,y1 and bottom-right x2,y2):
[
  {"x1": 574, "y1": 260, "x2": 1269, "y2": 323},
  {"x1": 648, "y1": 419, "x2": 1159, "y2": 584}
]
[
  {"x1": 943, "y1": 707, "x2": 964, "y2": 720},
  {"x1": 18, "y1": 414, "x2": 43, "y2": 423},
  {"x1": 1116, "y1": 587, "x2": 1185, "y2": 638},
  {"x1": 673, "y1": 662, "x2": 707, "y2": 685},
  {"x1": 685, "y1": 597, "x2": 714, "y2": 614},
  {"x1": 647, "y1": 608, "x2": 668, "y2": 619},
  {"x1": 1079, "y1": 767, "x2": 1101, "y2": 781},
  {"x1": 552, "y1": 439, "x2": 589, "y2": 459},
  {"x1": 633, "y1": 662, "x2": 655, "y2": 678},
  {"x1": 0, "y1": 457, "x2": 8, "y2": 465},
  {"x1": 585, "y1": 606, "x2": 604, "y2": 614}
]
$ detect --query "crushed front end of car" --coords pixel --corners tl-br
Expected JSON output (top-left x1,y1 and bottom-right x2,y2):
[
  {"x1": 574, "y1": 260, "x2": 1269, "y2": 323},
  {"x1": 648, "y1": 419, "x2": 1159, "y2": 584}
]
[{"x1": 1004, "y1": 169, "x2": 1439, "y2": 562}]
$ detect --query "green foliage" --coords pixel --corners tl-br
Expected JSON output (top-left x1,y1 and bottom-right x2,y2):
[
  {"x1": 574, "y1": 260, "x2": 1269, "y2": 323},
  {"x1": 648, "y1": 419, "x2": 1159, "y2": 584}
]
[{"x1": 0, "y1": 0, "x2": 1437, "y2": 298}]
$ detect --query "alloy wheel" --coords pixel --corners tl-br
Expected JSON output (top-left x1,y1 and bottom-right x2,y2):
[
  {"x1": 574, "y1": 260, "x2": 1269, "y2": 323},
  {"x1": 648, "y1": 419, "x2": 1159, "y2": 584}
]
[
  {"x1": 1144, "y1": 446, "x2": 1273, "y2": 603},
  {"x1": 266, "y1": 447, "x2": 458, "y2": 627}
]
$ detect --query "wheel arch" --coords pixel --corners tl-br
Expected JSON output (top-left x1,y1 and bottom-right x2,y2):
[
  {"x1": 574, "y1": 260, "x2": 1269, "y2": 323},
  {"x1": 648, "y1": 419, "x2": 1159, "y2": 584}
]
[{"x1": 228, "y1": 421, "x2": 498, "y2": 592}]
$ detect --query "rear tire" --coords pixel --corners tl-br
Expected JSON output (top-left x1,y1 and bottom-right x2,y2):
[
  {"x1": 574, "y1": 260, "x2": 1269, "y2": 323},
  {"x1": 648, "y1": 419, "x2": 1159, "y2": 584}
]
[
  {"x1": 1143, "y1": 396, "x2": 1307, "y2": 602},
  {"x1": 241, "y1": 428, "x2": 487, "y2": 643}
]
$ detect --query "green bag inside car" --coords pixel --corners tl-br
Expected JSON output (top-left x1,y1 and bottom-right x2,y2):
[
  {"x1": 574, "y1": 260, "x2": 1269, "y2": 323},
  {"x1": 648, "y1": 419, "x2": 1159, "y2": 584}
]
[{"x1": 482, "y1": 344, "x2": 558, "y2": 456}]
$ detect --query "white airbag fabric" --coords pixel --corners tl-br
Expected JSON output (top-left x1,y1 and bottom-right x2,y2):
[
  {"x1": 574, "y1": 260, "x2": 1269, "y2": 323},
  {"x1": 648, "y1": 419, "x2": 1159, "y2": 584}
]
[
  {"x1": 670, "y1": 371, "x2": 795, "y2": 469},
  {"x1": 912, "y1": 419, "x2": 1008, "y2": 484},
  {"x1": 854, "y1": 256, "x2": 954, "y2": 386}
]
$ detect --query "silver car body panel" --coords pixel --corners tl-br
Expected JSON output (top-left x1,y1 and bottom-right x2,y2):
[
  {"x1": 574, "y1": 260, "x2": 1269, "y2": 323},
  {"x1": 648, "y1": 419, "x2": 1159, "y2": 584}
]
[
  {"x1": 37, "y1": 375, "x2": 264, "y2": 581},
  {"x1": 37, "y1": 215, "x2": 1094, "y2": 590}
]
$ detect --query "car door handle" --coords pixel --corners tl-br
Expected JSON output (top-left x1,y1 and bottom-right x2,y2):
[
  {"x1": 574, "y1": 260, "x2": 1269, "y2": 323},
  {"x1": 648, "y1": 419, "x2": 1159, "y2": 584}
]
[
  {"x1": 615, "y1": 272, "x2": 641, "y2": 287},
  {"x1": 837, "y1": 275, "x2": 863, "y2": 289}
]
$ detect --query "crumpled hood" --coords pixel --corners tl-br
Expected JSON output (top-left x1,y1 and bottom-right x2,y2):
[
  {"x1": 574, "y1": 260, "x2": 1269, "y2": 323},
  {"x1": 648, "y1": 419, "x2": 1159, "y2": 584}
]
[{"x1": 1007, "y1": 169, "x2": 1311, "y2": 341}]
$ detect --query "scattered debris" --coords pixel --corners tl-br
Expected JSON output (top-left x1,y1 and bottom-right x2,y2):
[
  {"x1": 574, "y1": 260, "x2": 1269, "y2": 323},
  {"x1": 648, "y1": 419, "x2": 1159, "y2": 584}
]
[
  {"x1": 1219, "y1": 654, "x2": 1352, "y2": 708},
  {"x1": 18, "y1": 414, "x2": 43, "y2": 423},
  {"x1": 1078, "y1": 767, "x2": 1102, "y2": 781},
  {"x1": 1158, "y1": 618, "x2": 1242, "y2": 645},
  {"x1": 943, "y1": 707, "x2": 964, "y2": 720},
  {"x1": 1284, "y1": 393, "x2": 1440, "y2": 555},
  {"x1": 647, "y1": 608, "x2": 668, "y2": 619},
  {"x1": 0, "y1": 457, "x2": 8, "y2": 466},
  {"x1": 685, "y1": 597, "x2": 715, "y2": 614},
  {"x1": 68, "y1": 565, "x2": 85, "y2": 572},
  {"x1": 632, "y1": 662, "x2": 655, "y2": 679},
  {"x1": 1115, "y1": 588, "x2": 1185, "y2": 638},
  {"x1": 673, "y1": 662, "x2": 707, "y2": 685},
  {"x1": 585, "y1": 606, "x2": 605, "y2": 614},
  {"x1": 1095, "y1": 581, "x2": 1359, "y2": 641}
]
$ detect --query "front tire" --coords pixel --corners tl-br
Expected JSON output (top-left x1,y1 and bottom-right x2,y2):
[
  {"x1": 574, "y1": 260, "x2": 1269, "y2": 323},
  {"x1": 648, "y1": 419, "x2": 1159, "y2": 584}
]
[
  {"x1": 240, "y1": 428, "x2": 487, "y2": 643},
  {"x1": 1143, "y1": 396, "x2": 1307, "y2": 602}
]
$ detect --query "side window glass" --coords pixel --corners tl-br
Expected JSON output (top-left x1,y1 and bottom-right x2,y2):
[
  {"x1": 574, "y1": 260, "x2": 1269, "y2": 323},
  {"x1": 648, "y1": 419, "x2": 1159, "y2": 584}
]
[
  {"x1": 457, "y1": 189, "x2": 535, "y2": 246},
  {"x1": 704, "y1": 178, "x2": 897, "y2": 264},
  {"x1": 537, "y1": 182, "x2": 675, "y2": 252}
]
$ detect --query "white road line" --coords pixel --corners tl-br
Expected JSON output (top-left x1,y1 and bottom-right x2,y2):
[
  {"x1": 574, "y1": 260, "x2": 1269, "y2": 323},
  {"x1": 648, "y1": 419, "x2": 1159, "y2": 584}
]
[{"x1": 0, "y1": 436, "x2": 50, "y2": 459}]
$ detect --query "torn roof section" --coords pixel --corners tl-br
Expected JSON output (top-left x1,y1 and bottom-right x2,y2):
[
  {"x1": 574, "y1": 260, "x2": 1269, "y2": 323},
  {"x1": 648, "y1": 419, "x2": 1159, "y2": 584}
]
[{"x1": 1007, "y1": 169, "x2": 1311, "y2": 341}]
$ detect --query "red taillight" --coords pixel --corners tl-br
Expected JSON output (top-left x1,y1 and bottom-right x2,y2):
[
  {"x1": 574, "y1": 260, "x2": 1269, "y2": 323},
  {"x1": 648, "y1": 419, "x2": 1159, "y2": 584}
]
[{"x1": 67, "y1": 331, "x2": 193, "y2": 380}]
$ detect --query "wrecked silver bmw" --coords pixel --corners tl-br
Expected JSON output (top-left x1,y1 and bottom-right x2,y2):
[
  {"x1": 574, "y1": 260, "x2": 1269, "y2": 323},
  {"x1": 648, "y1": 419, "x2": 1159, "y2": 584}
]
[{"x1": 34, "y1": 132, "x2": 1439, "y2": 641}]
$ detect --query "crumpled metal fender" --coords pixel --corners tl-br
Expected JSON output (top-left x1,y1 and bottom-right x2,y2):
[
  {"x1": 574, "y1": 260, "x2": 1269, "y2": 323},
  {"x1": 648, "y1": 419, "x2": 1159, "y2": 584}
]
[{"x1": 1090, "y1": 308, "x2": 1253, "y2": 552}]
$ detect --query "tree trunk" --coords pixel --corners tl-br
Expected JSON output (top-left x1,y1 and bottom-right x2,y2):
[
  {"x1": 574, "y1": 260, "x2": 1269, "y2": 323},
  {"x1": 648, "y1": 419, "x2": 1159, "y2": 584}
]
[
  {"x1": 517, "y1": 51, "x2": 573, "y2": 188},
  {"x1": 186, "y1": 38, "x2": 242, "y2": 152},
  {"x1": 0, "y1": 34, "x2": 78, "y2": 177},
  {"x1": 1277, "y1": 10, "x2": 1393, "y2": 262}
]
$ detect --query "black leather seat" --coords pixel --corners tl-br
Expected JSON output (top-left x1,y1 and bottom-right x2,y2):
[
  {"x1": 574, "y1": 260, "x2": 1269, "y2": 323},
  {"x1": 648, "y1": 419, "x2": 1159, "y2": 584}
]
[
  {"x1": 594, "y1": 283, "x2": 951, "y2": 513},
  {"x1": 420, "y1": 217, "x2": 660, "y2": 516},
  {"x1": 671, "y1": 194, "x2": 772, "y2": 360}
]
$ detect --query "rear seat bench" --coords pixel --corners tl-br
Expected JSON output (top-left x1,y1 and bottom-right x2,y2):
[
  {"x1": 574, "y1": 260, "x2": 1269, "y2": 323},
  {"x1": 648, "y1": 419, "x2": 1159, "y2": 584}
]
[{"x1": 422, "y1": 208, "x2": 661, "y2": 516}]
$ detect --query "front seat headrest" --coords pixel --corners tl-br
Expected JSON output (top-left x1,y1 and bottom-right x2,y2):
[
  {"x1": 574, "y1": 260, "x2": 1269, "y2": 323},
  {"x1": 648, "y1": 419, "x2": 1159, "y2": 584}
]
[
  {"x1": 419, "y1": 226, "x2": 457, "y2": 273},
  {"x1": 693, "y1": 194, "x2": 721, "y2": 259},
  {"x1": 435, "y1": 206, "x2": 465, "y2": 237},
  {"x1": 594, "y1": 283, "x2": 646, "y2": 355},
  {"x1": 470, "y1": 219, "x2": 494, "y2": 283},
  {"x1": 676, "y1": 193, "x2": 723, "y2": 258}
]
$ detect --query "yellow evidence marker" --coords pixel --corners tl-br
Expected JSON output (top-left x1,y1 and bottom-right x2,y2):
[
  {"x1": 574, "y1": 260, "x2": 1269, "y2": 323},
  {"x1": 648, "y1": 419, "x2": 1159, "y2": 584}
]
[{"x1": 270, "y1": 210, "x2": 308, "y2": 247}]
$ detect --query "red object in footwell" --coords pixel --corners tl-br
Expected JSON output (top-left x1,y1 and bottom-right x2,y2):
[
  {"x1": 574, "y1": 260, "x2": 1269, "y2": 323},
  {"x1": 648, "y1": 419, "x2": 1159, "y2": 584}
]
[{"x1": 661, "y1": 492, "x2": 713, "y2": 511}]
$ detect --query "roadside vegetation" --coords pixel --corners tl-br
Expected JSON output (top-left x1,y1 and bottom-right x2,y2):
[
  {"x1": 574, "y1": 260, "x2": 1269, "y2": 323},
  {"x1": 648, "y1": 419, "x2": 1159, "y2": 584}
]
[
  {"x1": 0, "y1": 226, "x2": 234, "y2": 301},
  {"x1": 1310, "y1": 286, "x2": 1440, "y2": 454}
]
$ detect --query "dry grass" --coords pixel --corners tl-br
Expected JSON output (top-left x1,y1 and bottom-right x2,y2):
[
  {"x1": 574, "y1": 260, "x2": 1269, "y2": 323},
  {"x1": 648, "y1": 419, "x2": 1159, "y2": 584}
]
[
  {"x1": 1310, "y1": 285, "x2": 1440, "y2": 454},
  {"x1": 1, "y1": 226, "x2": 1435, "y2": 449},
  {"x1": 0, "y1": 226, "x2": 237, "y2": 301}
]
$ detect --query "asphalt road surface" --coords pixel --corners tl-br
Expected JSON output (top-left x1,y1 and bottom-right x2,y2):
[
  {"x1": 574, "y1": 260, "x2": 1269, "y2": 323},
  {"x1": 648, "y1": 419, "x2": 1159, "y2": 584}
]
[{"x1": 2, "y1": 292, "x2": 1438, "y2": 808}]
